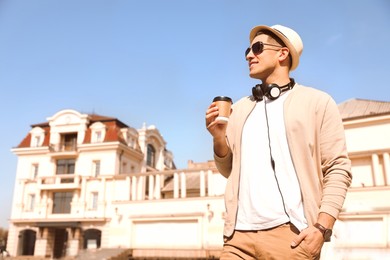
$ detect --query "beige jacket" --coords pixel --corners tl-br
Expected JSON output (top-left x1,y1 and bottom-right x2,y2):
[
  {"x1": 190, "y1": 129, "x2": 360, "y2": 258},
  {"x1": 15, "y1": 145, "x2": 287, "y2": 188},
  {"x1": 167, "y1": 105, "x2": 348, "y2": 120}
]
[{"x1": 214, "y1": 84, "x2": 352, "y2": 237}]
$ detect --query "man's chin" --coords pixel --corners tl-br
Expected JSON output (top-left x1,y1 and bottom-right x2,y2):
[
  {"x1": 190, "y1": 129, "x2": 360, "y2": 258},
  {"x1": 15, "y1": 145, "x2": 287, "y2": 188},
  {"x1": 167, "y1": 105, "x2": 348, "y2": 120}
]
[{"x1": 249, "y1": 72, "x2": 262, "y2": 80}]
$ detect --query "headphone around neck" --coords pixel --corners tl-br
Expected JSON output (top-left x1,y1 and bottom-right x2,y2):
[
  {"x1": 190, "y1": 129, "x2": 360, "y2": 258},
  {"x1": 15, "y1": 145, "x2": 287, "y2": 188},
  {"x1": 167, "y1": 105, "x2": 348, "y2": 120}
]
[{"x1": 252, "y1": 78, "x2": 295, "y2": 101}]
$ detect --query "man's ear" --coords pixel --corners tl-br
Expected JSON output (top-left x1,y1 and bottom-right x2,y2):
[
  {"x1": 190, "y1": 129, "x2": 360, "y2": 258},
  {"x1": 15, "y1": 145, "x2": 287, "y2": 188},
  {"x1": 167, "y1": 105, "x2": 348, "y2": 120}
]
[{"x1": 278, "y1": 47, "x2": 290, "y2": 62}]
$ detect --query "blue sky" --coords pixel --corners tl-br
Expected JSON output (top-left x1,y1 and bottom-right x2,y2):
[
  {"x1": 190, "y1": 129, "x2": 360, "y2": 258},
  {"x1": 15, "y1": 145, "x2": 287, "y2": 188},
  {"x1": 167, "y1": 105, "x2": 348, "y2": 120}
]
[{"x1": 0, "y1": 0, "x2": 389, "y2": 228}]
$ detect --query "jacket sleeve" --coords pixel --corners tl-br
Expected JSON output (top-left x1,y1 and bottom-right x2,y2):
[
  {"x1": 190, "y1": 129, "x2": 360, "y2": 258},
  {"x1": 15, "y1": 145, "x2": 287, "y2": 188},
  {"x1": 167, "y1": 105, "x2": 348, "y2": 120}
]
[
  {"x1": 214, "y1": 148, "x2": 233, "y2": 178},
  {"x1": 319, "y1": 97, "x2": 353, "y2": 218}
]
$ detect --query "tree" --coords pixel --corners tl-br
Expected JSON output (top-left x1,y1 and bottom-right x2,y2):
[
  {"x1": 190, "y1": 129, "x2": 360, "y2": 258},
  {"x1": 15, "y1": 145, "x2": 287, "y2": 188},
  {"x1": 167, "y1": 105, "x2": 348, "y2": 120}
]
[{"x1": 0, "y1": 227, "x2": 8, "y2": 251}]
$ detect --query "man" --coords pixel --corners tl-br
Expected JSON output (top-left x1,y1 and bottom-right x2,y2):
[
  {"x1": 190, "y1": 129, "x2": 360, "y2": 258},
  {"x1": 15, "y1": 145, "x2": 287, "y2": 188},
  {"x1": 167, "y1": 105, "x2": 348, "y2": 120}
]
[{"x1": 205, "y1": 24, "x2": 352, "y2": 259}]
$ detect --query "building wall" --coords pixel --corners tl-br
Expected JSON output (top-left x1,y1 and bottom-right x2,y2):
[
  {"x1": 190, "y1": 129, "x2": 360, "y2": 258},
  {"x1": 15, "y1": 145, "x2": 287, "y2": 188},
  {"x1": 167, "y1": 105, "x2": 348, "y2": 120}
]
[
  {"x1": 328, "y1": 114, "x2": 390, "y2": 259},
  {"x1": 344, "y1": 116, "x2": 390, "y2": 153}
]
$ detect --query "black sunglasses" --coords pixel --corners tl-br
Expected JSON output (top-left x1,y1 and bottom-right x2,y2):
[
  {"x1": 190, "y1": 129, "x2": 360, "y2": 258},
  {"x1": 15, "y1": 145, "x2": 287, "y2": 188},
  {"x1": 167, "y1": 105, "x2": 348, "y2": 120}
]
[{"x1": 245, "y1": 41, "x2": 283, "y2": 57}]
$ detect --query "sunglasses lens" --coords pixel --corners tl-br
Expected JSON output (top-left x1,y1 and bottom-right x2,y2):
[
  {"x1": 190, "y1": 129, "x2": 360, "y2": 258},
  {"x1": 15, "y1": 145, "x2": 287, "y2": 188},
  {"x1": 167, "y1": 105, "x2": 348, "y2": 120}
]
[
  {"x1": 245, "y1": 42, "x2": 264, "y2": 57},
  {"x1": 245, "y1": 48, "x2": 251, "y2": 57},
  {"x1": 252, "y1": 42, "x2": 263, "y2": 55}
]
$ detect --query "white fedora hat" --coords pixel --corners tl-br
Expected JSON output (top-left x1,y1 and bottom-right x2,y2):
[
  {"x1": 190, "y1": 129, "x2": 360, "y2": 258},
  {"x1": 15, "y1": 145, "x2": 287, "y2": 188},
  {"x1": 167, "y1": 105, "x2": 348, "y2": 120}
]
[{"x1": 249, "y1": 24, "x2": 303, "y2": 71}]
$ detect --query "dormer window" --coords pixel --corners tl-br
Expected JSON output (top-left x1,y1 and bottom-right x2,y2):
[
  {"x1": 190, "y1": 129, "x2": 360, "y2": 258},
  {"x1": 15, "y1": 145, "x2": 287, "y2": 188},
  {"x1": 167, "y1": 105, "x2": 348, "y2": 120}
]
[
  {"x1": 129, "y1": 138, "x2": 135, "y2": 149},
  {"x1": 121, "y1": 128, "x2": 139, "y2": 149},
  {"x1": 30, "y1": 127, "x2": 45, "y2": 147},
  {"x1": 32, "y1": 136, "x2": 41, "y2": 147},
  {"x1": 95, "y1": 131, "x2": 102, "y2": 142},
  {"x1": 61, "y1": 133, "x2": 77, "y2": 151},
  {"x1": 90, "y1": 122, "x2": 106, "y2": 143}
]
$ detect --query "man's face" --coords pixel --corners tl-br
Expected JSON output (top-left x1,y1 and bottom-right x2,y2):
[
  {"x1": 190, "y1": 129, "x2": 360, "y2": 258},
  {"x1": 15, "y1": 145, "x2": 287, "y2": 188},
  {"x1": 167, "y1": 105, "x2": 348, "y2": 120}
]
[{"x1": 246, "y1": 34, "x2": 282, "y2": 80}]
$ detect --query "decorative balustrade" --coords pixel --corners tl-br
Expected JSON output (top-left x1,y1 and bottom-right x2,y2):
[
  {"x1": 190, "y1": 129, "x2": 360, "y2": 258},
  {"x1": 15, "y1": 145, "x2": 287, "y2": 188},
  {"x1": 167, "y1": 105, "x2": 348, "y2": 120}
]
[
  {"x1": 38, "y1": 175, "x2": 82, "y2": 190},
  {"x1": 114, "y1": 167, "x2": 223, "y2": 201},
  {"x1": 35, "y1": 168, "x2": 222, "y2": 200},
  {"x1": 49, "y1": 142, "x2": 77, "y2": 152}
]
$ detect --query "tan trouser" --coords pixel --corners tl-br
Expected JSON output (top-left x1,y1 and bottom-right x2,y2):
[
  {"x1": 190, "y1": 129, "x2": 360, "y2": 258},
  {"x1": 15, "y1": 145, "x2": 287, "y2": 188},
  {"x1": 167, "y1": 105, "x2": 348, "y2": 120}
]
[{"x1": 220, "y1": 223, "x2": 320, "y2": 260}]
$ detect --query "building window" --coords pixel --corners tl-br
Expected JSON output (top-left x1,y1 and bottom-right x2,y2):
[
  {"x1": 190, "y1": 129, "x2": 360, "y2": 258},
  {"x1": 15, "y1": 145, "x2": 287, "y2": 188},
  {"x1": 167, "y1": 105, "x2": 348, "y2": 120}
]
[
  {"x1": 93, "y1": 160, "x2": 101, "y2": 177},
  {"x1": 32, "y1": 136, "x2": 41, "y2": 147},
  {"x1": 52, "y1": 192, "x2": 73, "y2": 214},
  {"x1": 61, "y1": 133, "x2": 77, "y2": 151},
  {"x1": 91, "y1": 192, "x2": 98, "y2": 210},
  {"x1": 90, "y1": 122, "x2": 106, "y2": 143},
  {"x1": 56, "y1": 159, "x2": 75, "y2": 175},
  {"x1": 129, "y1": 138, "x2": 135, "y2": 149},
  {"x1": 121, "y1": 162, "x2": 127, "y2": 174},
  {"x1": 31, "y1": 164, "x2": 39, "y2": 179},
  {"x1": 147, "y1": 144, "x2": 156, "y2": 168},
  {"x1": 30, "y1": 126, "x2": 44, "y2": 147},
  {"x1": 164, "y1": 158, "x2": 171, "y2": 168},
  {"x1": 27, "y1": 194, "x2": 35, "y2": 212},
  {"x1": 95, "y1": 131, "x2": 102, "y2": 142}
]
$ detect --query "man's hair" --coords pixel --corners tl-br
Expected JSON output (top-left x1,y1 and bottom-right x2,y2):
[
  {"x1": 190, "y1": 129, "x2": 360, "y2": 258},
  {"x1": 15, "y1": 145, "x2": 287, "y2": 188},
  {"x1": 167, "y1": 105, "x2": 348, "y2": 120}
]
[{"x1": 255, "y1": 30, "x2": 286, "y2": 47}]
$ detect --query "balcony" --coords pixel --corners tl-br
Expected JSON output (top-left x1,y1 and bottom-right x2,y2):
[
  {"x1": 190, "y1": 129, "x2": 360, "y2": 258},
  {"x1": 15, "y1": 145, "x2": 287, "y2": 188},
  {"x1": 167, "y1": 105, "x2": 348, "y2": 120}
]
[
  {"x1": 38, "y1": 175, "x2": 82, "y2": 190},
  {"x1": 109, "y1": 167, "x2": 226, "y2": 202},
  {"x1": 49, "y1": 142, "x2": 78, "y2": 157}
]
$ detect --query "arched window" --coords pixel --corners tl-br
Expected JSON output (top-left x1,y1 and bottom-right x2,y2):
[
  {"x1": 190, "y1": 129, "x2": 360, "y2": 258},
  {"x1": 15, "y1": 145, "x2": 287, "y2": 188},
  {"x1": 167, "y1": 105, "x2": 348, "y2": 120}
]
[
  {"x1": 146, "y1": 144, "x2": 156, "y2": 168},
  {"x1": 83, "y1": 229, "x2": 101, "y2": 249}
]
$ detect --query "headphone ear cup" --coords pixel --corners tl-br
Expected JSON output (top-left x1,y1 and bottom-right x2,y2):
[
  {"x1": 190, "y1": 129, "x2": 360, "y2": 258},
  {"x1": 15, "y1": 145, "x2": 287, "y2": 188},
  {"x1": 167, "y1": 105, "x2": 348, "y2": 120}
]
[
  {"x1": 252, "y1": 80, "x2": 294, "y2": 102},
  {"x1": 267, "y1": 84, "x2": 281, "y2": 100},
  {"x1": 252, "y1": 84, "x2": 264, "y2": 101}
]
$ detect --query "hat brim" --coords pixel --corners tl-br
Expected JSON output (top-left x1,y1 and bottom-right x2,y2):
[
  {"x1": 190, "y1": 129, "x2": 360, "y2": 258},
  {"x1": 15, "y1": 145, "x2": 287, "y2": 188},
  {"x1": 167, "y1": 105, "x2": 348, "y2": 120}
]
[{"x1": 249, "y1": 25, "x2": 299, "y2": 71}]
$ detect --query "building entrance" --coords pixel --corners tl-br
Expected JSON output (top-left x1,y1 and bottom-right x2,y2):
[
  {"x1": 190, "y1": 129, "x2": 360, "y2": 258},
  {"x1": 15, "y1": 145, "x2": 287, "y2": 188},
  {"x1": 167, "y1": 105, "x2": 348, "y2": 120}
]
[
  {"x1": 53, "y1": 228, "x2": 68, "y2": 258},
  {"x1": 18, "y1": 229, "x2": 36, "y2": 256}
]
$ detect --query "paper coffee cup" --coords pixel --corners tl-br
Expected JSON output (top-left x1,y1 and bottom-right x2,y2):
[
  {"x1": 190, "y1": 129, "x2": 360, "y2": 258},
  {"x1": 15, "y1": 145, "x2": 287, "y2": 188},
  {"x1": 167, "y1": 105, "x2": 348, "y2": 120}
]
[{"x1": 213, "y1": 96, "x2": 233, "y2": 122}]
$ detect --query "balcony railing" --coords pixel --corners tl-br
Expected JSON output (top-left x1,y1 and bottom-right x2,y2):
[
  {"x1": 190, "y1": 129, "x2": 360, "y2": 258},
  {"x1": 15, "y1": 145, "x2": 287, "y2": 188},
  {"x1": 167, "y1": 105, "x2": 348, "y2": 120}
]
[
  {"x1": 34, "y1": 167, "x2": 224, "y2": 200},
  {"x1": 49, "y1": 142, "x2": 77, "y2": 152},
  {"x1": 38, "y1": 175, "x2": 82, "y2": 190},
  {"x1": 111, "y1": 167, "x2": 225, "y2": 201}
]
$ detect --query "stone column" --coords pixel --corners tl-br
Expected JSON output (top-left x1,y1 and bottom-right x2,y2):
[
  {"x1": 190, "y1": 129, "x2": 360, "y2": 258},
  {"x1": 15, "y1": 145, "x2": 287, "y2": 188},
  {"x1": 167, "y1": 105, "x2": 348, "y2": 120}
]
[
  {"x1": 173, "y1": 172, "x2": 179, "y2": 199},
  {"x1": 371, "y1": 154, "x2": 384, "y2": 186},
  {"x1": 180, "y1": 172, "x2": 186, "y2": 198},
  {"x1": 66, "y1": 228, "x2": 80, "y2": 257},
  {"x1": 155, "y1": 174, "x2": 161, "y2": 199},
  {"x1": 131, "y1": 176, "x2": 137, "y2": 201},
  {"x1": 35, "y1": 227, "x2": 49, "y2": 257},
  {"x1": 148, "y1": 175, "x2": 154, "y2": 200},
  {"x1": 383, "y1": 152, "x2": 390, "y2": 186},
  {"x1": 200, "y1": 171, "x2": 206, "y2": 197}
]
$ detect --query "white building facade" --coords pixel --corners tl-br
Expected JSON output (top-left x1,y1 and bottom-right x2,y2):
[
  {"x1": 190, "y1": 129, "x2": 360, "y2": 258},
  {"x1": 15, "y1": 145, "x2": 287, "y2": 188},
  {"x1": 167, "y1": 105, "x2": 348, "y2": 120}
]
[
  {"x1": 6, "y1": 109, "x2": 227, "y2": 259},
  {"x1": 6, "y1": 100, "x2": 390, "y2": 259},
  {"x1": 324, "y1": 99, "x2": 390, "y2": 260}
]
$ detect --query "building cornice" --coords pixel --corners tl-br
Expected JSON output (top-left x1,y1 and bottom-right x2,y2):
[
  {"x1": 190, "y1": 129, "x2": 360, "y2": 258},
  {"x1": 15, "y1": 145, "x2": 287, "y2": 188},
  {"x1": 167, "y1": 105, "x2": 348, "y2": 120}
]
[
  {"x1": 10, "y1": 217, "x2": 109, "y2": 225},
  {"x1": 343, "y1": 114, "x2": 390, "y2": 127},
  {"x1": 11, "y1": 146, "x2": 49, "y2": 156}
]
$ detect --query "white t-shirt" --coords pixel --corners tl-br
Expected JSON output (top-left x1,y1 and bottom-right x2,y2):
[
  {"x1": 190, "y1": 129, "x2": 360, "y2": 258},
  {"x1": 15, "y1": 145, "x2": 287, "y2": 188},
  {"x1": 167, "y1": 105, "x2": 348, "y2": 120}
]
[{"x1": 235, "y1": 92, "x2": 308, "y2": 231}]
